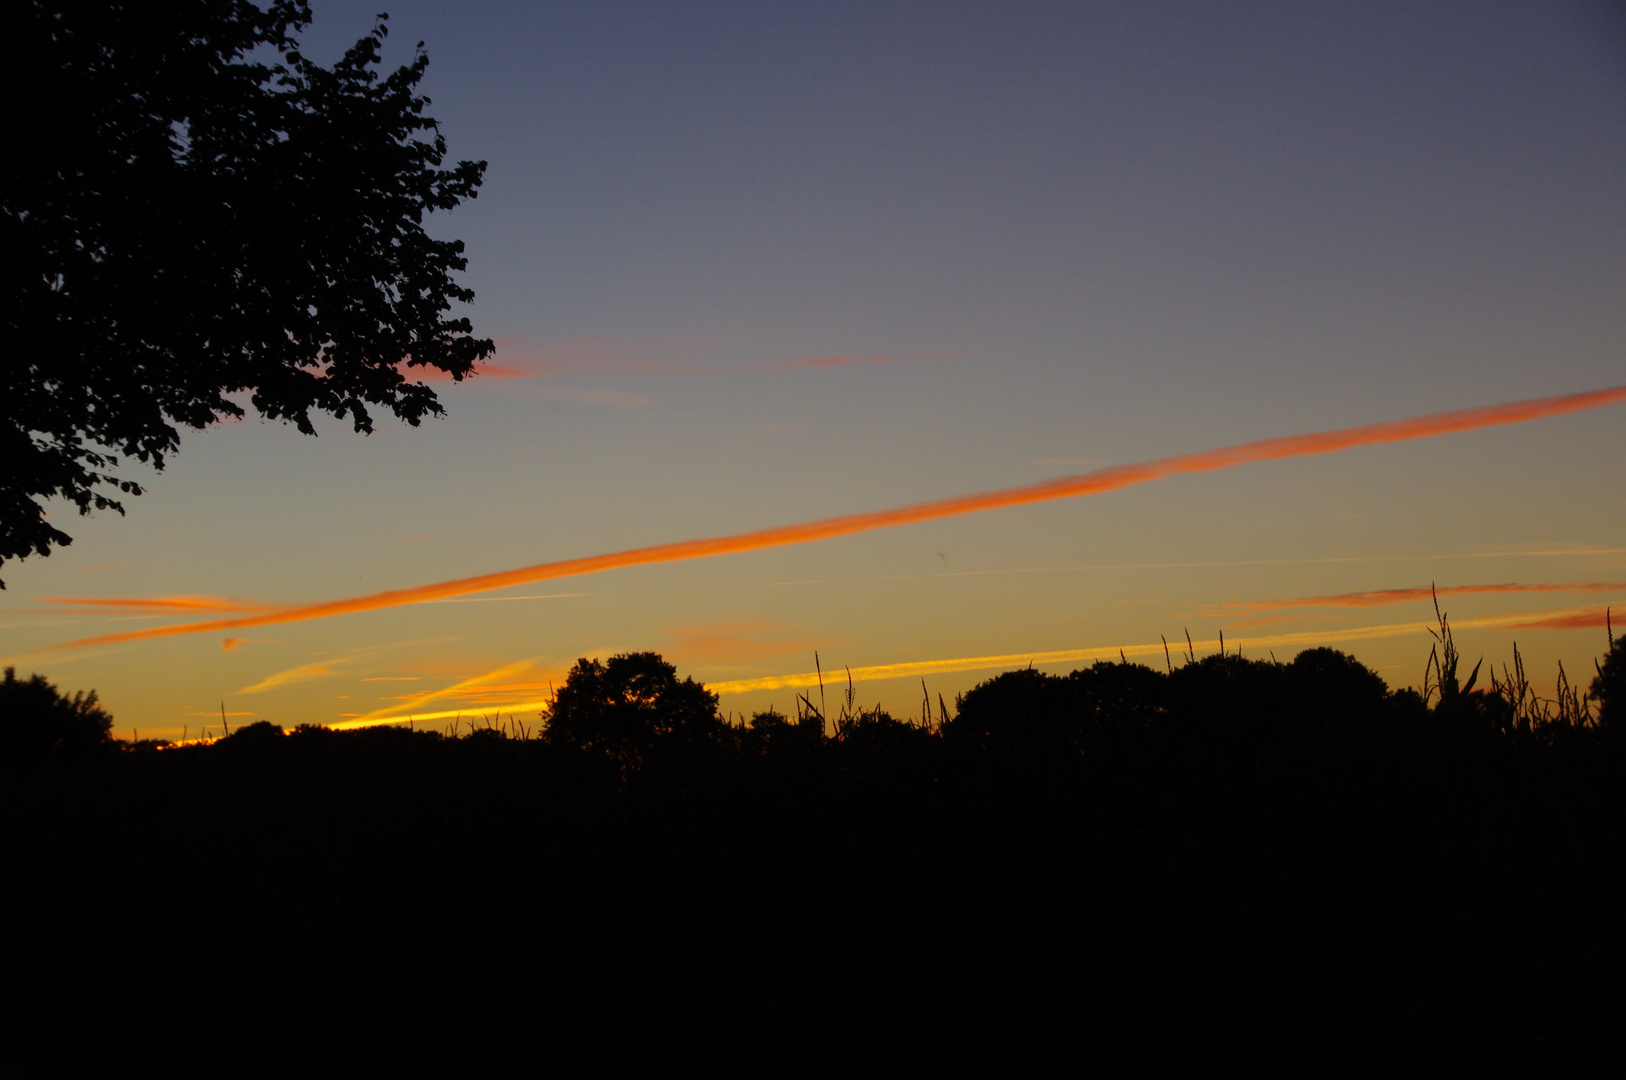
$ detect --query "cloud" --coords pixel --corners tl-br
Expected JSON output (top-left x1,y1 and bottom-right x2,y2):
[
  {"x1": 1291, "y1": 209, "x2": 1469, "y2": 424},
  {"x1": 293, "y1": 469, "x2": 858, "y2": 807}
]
[
  {"x1": 484, "y1": 332, "x2": 732, "y2": 377},
  {"x1": 400, "y1": 361, "x2": 535, "y2": 382},
  {"x1": 222, "y1": 638, "x2": 243, "y2": 651},
  {"x1": 763, "y1": 548, "x2": 1626, "y2": 590},
  {"x1": 330, "y1": 658, "x2": 562, "y2": 729},
  {"x1": 1205, "y1": 580, "x2": 1626, "y2": 615},
  {"x1": 232, "y1": 640, "x2": 443, "y2": 695},
  {"x1": 476, "y1": 334, "x2": 958, "y2": 379},
  {"x1": 236, "y1": 663, "x2": 334, "y2": 695},
  {"x1": 422, "y1": 592, "x2": 587, "y2": 605},
  {"x1": 39, "y1": 594, "x2": 279, "y2": 615},
  {"x1": 42, "y1": 383, "x2": 1626, "y2": 653},
  {"x1": 1502, "y1": 607, "x2": 1617, "y2": 631}
]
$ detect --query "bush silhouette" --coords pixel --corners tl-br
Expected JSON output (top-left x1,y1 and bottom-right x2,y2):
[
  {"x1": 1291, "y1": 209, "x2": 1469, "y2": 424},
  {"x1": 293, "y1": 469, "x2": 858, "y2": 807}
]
[
  {"x1": 1286, "y1": 647, "x2": 1389, "y2": 725},
  {"x1": 943, "y1": 666, "x2": 1075, "y2": 753},
  {"x1": 746, "y1": 706, "x2": 822, "y2": 751},
  {"x1": 0, "y1": 666, "x2": 112, "y2": 758},
  {"x1": 542, "y1": 652, "x2": 723, "y2": 764}
]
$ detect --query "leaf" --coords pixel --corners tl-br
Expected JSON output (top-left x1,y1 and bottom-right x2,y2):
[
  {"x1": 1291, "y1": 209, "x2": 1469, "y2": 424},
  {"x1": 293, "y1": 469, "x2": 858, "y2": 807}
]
[{"x1": 1462, "y1": 658, "x2": 1482, "y2": 697}]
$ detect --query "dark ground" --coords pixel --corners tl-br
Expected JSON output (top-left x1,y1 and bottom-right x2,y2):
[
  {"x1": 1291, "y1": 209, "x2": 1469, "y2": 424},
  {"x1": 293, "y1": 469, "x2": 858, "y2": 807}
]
[{"x1": 5, "y1": 646, "x2": 1625, "y2": 1071}]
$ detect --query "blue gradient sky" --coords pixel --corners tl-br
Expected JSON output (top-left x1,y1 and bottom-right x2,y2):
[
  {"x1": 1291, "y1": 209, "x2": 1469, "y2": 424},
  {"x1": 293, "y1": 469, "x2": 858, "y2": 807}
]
[{"x1": 5, "y1": 1, "x2": 1624, "y2": 735}]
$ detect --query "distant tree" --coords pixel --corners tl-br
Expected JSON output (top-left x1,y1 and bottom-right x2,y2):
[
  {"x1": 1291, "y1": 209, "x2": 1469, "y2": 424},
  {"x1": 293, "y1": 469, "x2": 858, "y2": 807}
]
[
  {"x1": 2, "y1": 2, "x2": 491, "y2": 582},
  {"x1": 542, "y1": 653, "x2": 724, "y2": 765},
  {"x1": 220, "y1": 719, "x2": 285, "y2": 747},
  {"x1": 0, "y1": 666, "x2": 113, "y2": 757},
  {"x1": 1285, "y1": 647, "x2": 1389, "y2": 725}
]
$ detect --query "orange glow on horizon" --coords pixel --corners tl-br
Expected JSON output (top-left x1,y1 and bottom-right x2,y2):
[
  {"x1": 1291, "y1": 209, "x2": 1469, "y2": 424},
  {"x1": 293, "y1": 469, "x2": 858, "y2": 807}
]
[{"x1": 39, "y1": 384, "x2": 1626, "y2": 654}]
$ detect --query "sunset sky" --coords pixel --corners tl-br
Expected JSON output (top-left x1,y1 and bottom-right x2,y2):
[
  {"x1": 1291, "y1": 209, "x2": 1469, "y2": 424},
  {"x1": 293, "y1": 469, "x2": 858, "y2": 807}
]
[{"x1": 5, "y1": 0, "x2": 1624, "y2": 739}]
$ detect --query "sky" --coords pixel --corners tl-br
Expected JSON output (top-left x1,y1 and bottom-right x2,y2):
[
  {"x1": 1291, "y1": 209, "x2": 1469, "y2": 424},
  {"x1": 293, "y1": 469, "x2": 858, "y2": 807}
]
[{"x1": 5, "y1": 0, "x2": 1624, "y2": 738}]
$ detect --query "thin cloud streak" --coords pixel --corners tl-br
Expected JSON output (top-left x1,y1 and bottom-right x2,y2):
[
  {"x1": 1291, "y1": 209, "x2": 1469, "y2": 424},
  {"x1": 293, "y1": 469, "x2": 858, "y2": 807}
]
[
  {"x1": 39, "y1": 595, "x2": 279, "y2": 615},
  {"x1": 41, "y1": 384, "x2": 1626, "y2": 653},
  {"x1": 332, "y1": 659, "x2": 545, "y2": 728},
  {"x1": 1218, "y1": 580, "x2": 1626, "y2": 613},
  {"x1": 1504, "y1": 607, "x2": 1617, "y2": 630},
  {"x1": 485, "y1": 333, "x2": 959, "y2": 379},
  {"x1": 402, "y1": 361, "x2": 533, "y2": 382},
  {"x1": 237, "y1": 663, "x2": 334, "y2": 695},
  {"x1": 757, "y1": 549, "x2": 1626, "y2": 590},
  {"x1": 335, "y1": 700, "x2": 555, "y2": 729}
]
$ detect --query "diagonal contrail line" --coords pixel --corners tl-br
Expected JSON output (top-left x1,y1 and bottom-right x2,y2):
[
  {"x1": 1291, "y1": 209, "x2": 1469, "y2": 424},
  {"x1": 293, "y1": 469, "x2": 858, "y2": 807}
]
[{"x1": 38, "y1": 384, "x2": 1626, "y2": 653}]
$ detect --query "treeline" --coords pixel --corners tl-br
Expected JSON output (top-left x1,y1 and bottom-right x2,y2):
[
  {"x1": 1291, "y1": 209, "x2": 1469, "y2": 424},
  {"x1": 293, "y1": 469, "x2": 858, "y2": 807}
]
[{"x1": 3, "y1": 625, "x2": 1624, "y2": 1069}]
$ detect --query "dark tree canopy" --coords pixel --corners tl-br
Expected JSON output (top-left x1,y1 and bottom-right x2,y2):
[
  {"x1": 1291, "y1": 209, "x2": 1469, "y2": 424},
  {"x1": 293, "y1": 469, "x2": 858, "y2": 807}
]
[
  {"x1": 543, "y1": 653, "x2": 724, "y2": 765},
  {"x1": 0, "y1": 666, "x2": 113, "y2": 758},
  {"x1": 2, "y1": 2, "x2": 492, "y2": 581}
]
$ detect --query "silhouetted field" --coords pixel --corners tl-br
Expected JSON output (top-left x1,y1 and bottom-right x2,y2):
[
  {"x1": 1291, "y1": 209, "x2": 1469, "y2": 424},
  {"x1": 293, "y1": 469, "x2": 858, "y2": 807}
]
[{"x1": 4, "y1": 620, "x2": 1624, "y2": 1070}]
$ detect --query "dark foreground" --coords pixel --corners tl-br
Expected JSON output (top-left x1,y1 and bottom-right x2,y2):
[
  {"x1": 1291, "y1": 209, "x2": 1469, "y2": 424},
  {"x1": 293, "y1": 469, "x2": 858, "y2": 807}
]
[{"x1": 5, "y1": 642, "x2": 1625, "y2": 1071}]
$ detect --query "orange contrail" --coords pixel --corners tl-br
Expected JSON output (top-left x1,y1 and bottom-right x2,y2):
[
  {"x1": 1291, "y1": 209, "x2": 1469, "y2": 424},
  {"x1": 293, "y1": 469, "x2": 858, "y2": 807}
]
[
  {"x1": 1230, "y1": 580, "x2": 1626, "y2": 611},
  {"x1": 42, "y1": 384, "x2": 1626, "y2": 652}
]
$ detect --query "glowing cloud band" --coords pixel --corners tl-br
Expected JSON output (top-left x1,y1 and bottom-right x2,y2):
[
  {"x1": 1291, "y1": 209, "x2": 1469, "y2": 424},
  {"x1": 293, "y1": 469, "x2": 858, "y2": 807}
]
[
  {"x1": 1225, "y1": 580, "x2": 1626, "y2": 612},
  {"x1": 44, "y1": 384, "x2": 1626, "y2": 653}
]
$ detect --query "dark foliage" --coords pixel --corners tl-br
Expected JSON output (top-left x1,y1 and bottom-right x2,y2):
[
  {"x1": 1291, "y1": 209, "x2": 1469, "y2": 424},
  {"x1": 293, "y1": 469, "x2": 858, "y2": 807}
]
[
  {"x1": 2, "y1": 2, "x2": 491, "y2": 580},
  {"x1": 4, "y1": 640, "x2": 1624, "y2": 1070},
  {"x1": 542, "y1": 651, "x2": 726, "y2": 766},
  {"x1": 0, "y1": 666, "x2": 112, "y2": 758}
]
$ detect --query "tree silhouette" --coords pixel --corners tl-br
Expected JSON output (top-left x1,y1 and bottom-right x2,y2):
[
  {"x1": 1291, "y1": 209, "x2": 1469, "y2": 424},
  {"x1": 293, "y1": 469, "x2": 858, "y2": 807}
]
[
  {"x1": 2, "y1": 2, "x2": 491, "y2": 581},
  {"x1": 0, "y1": 666, "x2": 112, "y2": 758},
  {"x1": 542, "y1": 652, "x2": 724, "y2": 766}
]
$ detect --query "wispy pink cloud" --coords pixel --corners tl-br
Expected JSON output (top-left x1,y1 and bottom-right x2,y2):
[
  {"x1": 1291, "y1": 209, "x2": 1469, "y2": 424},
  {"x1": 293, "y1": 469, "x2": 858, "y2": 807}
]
[{"x1": 396, "y1": 361, "x2": 533, "y2": 383}]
